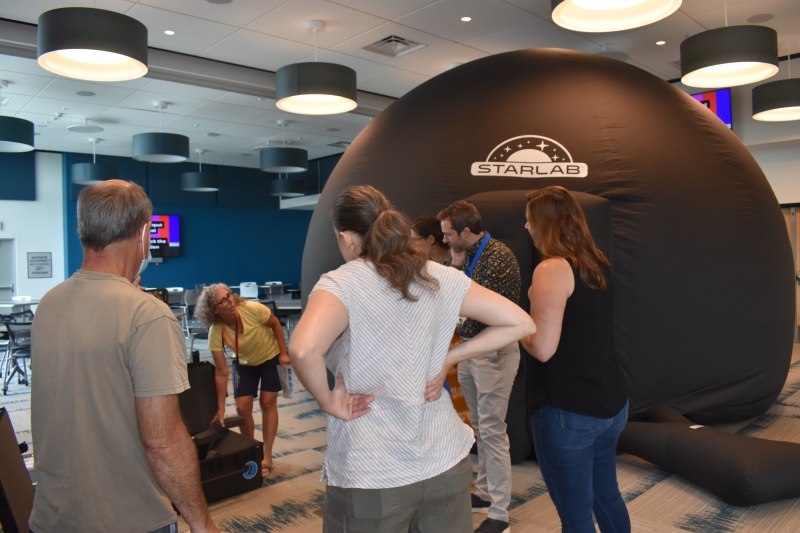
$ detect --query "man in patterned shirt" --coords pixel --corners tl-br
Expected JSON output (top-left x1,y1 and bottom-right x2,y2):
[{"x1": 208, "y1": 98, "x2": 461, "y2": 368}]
[{"x1": 438, "y1": 200, "x2": 521, "y2": 533}]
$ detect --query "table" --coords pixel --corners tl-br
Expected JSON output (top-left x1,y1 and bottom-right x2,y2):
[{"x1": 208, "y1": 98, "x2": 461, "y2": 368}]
[
  {"x1": 0, "y1": 300, "x2": 40, "y2": 314},
  {"x1": 267, "y1": 294, "x2": 301, "y2": 312}
]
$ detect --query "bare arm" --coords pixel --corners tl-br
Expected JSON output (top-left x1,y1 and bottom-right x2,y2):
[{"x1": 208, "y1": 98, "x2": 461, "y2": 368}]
[
  {"x1": 210, "y1": 350, "x2": 228, "y2": 427},
  {"x1": 425, "y1": 281, "x2": 537, "y2": 400},
  {"x1": 289, "y1": 290, "x2": 373, "y2": 421},
  {"x1": 520, "y1": 257, "x2": 574, "y2": 362},
  {"x1": 265, "y1": 313, "x2": 290, "y2": 369},
  {"x1": 135, "y1": 395, "x2": 221, "y2": 533}
]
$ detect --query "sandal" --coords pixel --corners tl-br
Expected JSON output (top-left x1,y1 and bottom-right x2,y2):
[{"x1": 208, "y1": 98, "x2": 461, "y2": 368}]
[{"x1": 262, "y1": 463, "x2": 274, "y2": 477}]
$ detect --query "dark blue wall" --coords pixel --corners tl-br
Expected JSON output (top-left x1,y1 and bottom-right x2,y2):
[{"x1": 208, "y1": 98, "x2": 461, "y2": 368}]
[
  {"x1": 0, "y1": 151, "x2": 36, "y2": 200},
  {"x1": 63, "y1": 152, "x2": 341, "y2": 291}
]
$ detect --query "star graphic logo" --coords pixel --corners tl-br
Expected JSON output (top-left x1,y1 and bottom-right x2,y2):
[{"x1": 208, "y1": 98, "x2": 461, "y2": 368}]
[{"x1": 470, "y1": 135, "x2": 588, "y2": 178}]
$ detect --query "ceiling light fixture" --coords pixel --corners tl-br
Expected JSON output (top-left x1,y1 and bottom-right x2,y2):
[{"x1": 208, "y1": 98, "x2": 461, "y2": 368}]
[
  {"x1": 182, "y1": 149, "x2": 219, "y2": 191},
  {"x1": 656, "y1": 40, "x2": 666, "y2": 45},
  {"x1": 275, "y1": 20, "x2": 357, "y2": 115},
  {"x1": 0, "y1": 81, "x2": 34, "y2": 153},
  {"x1": 753, "y1": 42, "x2": 800, "y2": 122},
  {"x1": 132, "y1": 102, "x2": 189, "y2": 163},
  {"x1": 461, "y1": 16, "x2": 472, "y2": 22},
  {"x1": 164, "y1": 30, "x2": 175, "y2": 36},
  {"x1": 552, "y1": 0, "x2": 681, "y2": 33},
  {"x1": 37, "y1": 7, "x2": 148, "y2": 82},
  {"x1": 262, "y1": 121, "x2": 307, "y2": 197},
  {"x1": 67, "y1": 118, "x2": 104, "y2": 133},
  {"x1": 680, "y1": 0, "x2": 778, "y2": 88},
  {"x1": 72, "y1": 138, "x2": 116, "y2": 185}
]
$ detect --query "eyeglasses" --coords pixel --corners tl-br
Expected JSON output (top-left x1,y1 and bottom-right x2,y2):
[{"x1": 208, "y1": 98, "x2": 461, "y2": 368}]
[{"x1": 212, "y1": 292, "x2": 234, "y2": 309}]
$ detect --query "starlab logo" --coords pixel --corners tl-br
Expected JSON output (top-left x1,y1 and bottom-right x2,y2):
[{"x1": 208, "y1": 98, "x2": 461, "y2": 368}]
[{"x1": 470, "y1": 135, "x2": 588, "y2": 178}]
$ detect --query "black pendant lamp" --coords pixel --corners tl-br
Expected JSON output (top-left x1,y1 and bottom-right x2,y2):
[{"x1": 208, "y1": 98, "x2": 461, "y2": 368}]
[
  {"x1": 753, "y1": 48, "x2": 800, "y2": 122},
  {"x1": 72, "y1": 138, "x2": 116, "y2": 185},
  {"x1": 260, "y1": 120, "x2": 309, "y2": 173},
  {"x1": 276, "y1": 21, "x2": 357, "y2": 115},
  {"x1": 270, "y1": 177, "x2": 306, "y2": 197},
  {"x1": 132, "y1": 102, "x2": 189, "y2": 163},
  {"x1": 680, "y1": 2, "x2": 778, "y2": 88},
  {"x1": 37, "y1": 7, "x2": 148, "y2": 82},
  {"x1": 182, "y1": 150, "x2": 219, "y2": 191},
  {"x1": 551, "y1": 0, "x2": 681, "y2": 33},
  {"x1": 0, "y1": 81, "x2": 34, "y2": 153}
]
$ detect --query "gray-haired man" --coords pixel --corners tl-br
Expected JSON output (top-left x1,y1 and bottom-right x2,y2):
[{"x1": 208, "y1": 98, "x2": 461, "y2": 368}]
[{"x1": 30, "y1": 180, "x2": 222, "y2": 533}]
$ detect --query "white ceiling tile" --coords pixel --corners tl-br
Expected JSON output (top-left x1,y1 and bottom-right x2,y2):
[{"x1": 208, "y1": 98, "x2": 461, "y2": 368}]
[
  {"x1": 501, "y1": 0, "x2": 551, "y2": 19},
  {"x1": 245, "y1": 0, "x2": 386, "y2": 48},
  {"x1": 93, "y1": 106, "x2": 165, "y2": 128},
  {"x1": 466, "y1": 18, "x2": 598, "y2": 55},
  {"x1": 125, "y1": 4, "x2": 238, "y2": 55},
  {"x1": 0, "y1": 72, "x2": 54, "y2": 96},
  {"x1": 59, "y1": 132, "x2": 129, "y2": 145},
  {"x1": 689, "y1": 0, "x2": 800, "y2": 33},
  {"x1": 327, "y1": 0, "x2": 440, "y2": 21},
  {"x1": 99, "y1": 145, "x2": 135, "y2": 157},
  {"x1": 199, "y1": 29, "x2": 315, "y2": 72},
  {"x1": 302, "y1": 50, "x2": 393, "y2": 80},
  {"x1": 139, "y1": 79, "x2": 229, "y2": 100},
  {"x1": 680, "y1": 0, "x2": 759, "y2": 17},
  {"x1": 183, "y1": 101, "x2": 267, "y2": 123},
  {"x1": 307, "y1": 146, "x2": 346, "y2": 159},
  {"x1": 31, "y1": 127, "x2": 68, "y2": 142},
  {"x1": 161, "y1": 114, "x2": 238, "y2": 133},
  {"x1": 396, "y1": 0, "x2": 538, "y2": 43},
  {"x1": 323, "y1": 112, "x2": 373, "y2": 125},
  {"x1": 400, "y1": 44, "x2": 489, "y2": 76},
  {"x1": 214, "y1": 93, "x2": 277, "y2": 108},
  {"x1": 0, "y1": 0, "x2": 135, "y2": 25},
  {"x1": 20, "y1": 96, "x2": 110, "y2": 119},
  {"x1": 217, "y1": 123, "x2": 284, "y2": 139},
  {"x1": 1, "y1": 94, "x2": 34, "y2": 114},
  {"x1": 84, "y1": 122, "x2": 152, "y2": 137},
  {"x1": 115, "y1": 90, "x2": 206, "y2": 115},
  {"x1": 245, "y1": 109, "x2": 325, "y2": 130},
  {"x1": 358, "y1": 69, "x2": 430, "y2": 98},
  {"x1": 295, "y1": 119, "x2": 363, "y2": 138},
  {"x1": 0, "y1": 55, "x2": 56, "y2": 78},
  {"x1": 272, "y1": 130, "x2": 337, "y2": 146},
  {"x1": 37, "y1": 79, "x2": 134, "y2": 106},
  {"x1": 139, "y1": 0, "x2": 285, "y2": 27},
  {"x1": 330, "y1": 21, "x2": 460, "y2": 67}
]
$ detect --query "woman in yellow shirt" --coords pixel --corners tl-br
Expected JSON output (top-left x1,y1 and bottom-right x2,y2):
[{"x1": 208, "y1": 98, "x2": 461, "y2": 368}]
[{"x1": 196, "y1": 284, "x2": 289, "y2": 477}]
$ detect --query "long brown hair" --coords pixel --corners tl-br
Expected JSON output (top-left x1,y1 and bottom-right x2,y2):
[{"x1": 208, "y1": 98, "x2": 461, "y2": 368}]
[
  {"x1": 526, "y1": 186, "x2": 609, "y2": 290},
  {"x1": 332, "y1": 185, "x2": 438, "y2": 300}
]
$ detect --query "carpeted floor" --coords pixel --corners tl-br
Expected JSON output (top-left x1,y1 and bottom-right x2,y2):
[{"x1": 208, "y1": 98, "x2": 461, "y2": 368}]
[{"x1": 3, "y1": 341, "x2": 800, "y2": 532}]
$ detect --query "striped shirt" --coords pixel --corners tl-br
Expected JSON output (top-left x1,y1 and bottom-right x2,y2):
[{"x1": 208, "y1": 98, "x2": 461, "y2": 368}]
[{"x1": 312, "y1": 259, "x2": 474, "y2": 489}]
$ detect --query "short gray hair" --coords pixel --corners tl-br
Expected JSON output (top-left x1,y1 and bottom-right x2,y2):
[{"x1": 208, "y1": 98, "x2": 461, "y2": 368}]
[{"x1": 77, "y1": 180, "x2": 153, "y2": 251}]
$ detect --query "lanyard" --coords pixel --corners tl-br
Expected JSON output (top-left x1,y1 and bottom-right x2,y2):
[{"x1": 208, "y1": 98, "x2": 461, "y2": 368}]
[
  {"x1": 465, "y1": 232, "x2": 490, "y2": 278},
  {"x1": 221, "y1": 309, "x2": 240, "y2": 361}
]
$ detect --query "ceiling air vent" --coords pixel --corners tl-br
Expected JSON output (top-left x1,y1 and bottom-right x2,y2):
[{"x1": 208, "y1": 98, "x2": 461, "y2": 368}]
[
  {"x1": 363, "y1": 35, "x2": 426, "y2": 58},
  {"x1": 328, "y1": 141, "x2": 351, "y2": 148}
]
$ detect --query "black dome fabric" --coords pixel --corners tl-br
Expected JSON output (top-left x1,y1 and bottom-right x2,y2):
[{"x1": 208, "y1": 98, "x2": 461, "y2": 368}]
[{"x1": 302, "y1": 48, "x2": 794, "y2": 424}]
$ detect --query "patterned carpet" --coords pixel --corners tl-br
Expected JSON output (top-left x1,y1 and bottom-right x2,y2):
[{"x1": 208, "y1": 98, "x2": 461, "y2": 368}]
[{"x1": 3, "y1": 342, "x2": 800, "y2": 532}]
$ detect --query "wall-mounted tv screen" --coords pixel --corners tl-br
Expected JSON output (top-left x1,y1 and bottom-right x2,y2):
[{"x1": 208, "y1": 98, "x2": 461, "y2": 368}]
[
  {"x1": 691, "y1": 88, "x2": 732, "y2": 129},
  {"x1": 150, "y1": 215, "x2": 181, "y2": 258}
]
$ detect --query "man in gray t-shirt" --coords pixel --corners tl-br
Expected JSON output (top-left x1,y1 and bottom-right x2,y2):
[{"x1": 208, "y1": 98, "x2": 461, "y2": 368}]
[{"x1": 30, "y1": 180, "x2": 221, "y2": 533}]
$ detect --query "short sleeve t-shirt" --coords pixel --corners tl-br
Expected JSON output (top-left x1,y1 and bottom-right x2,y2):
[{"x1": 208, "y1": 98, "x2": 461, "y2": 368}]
[
  {"x1": 208, "y1": 300, "x2": 279, "y2": 366},
  {"x1": 30, "y1": 270, "x2": 189, "y2": 533}
]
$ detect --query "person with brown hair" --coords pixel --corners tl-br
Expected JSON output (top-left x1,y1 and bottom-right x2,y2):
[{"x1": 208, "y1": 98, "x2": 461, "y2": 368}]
[
  {"x1": 289, "y1": 185, "x2": 535, "y2": 533},
  {"x1": 438, "y1": 200, "x2": 521, "y2": 533},
  {"x1": 194, "y1": 283, "x2": 289, "y2": 477},
  {"x1": 412, "y1": 214, "x2": 451, "y2": 265},
  {"x1": 520, "y1": 186, "x2": 630, "y2": 533}
]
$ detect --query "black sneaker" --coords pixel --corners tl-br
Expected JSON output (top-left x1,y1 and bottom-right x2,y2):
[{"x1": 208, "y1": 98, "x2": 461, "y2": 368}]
[
  {"x1": 475, "y1": 517, "x2": 510, "y2": 533},
  {"x1": 471, "y1": 493, "x2": 490, "y2": 513}
]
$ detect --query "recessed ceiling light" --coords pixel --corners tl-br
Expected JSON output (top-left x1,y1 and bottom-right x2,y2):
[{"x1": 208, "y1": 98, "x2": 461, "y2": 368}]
[
  {"x1": 656, "y1": 40, "x2": 666, "y2": 46},
  {"x1": 327, "y1": 127, "x2": 340, "y2": 132},
  {"x1": 461, "y1": 16, "x2": 472, "y2": 22},
  {"x1": 77, "y1": 91, "x2": 95, "y2": 97},
  {"x1": 748, "y1": 13, "x2": 774, "y2": 24},
  {"x1": 164, "y1": 30, "x2": 175, "y2": 36}
]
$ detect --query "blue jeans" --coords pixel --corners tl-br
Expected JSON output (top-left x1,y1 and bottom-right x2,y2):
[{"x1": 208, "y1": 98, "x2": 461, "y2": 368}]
[{"x1": 532, "y1": 402, "x2": 630, "y2": 533}]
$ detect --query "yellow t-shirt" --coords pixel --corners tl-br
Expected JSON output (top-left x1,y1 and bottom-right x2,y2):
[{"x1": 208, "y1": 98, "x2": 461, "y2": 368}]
[{"x1": 208, "y1": 300, "x2": 279, "y2": 366}]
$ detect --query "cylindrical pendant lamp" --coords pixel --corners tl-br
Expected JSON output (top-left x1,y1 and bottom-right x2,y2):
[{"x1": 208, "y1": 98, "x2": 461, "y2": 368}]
[
  {"x1": 0, "y1": 116, "x2": 34, "y2": 153},
  {"x1": 551, "y1": 0, "x2": 682, "y2": 33},
  {"x1": 132, "y1": 132, "x2": 189, "y2": 163},
  {"x1": 276, "y1": 62, "x2": 358, "y2": 115},
  {"x1": 72, "y1": 162, "x2": 116, "y2": 185},
  {"x1": 260, "y1": 147, "x2": 308, "y2": 173},
  {"x1": 681, "y1": 26, "x2": 779, "y2": 88},
  {"x1": 270, "y1": 178, "x2": 306, "y2": 197},
  {"x1": 181, "y1": 172, "x2": 219, "y2": 192},
  {"x1": 753, "y1": 78, "x2": 800, "y2": 121},
  {"x1": 37, "y1": 8, "x2": 148, "y2": 82}
]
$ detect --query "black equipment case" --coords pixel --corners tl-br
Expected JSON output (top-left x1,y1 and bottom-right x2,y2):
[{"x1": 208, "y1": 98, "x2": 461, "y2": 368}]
[{"x1": 178, "y1": 362, "x2": 263, "y2": 504}]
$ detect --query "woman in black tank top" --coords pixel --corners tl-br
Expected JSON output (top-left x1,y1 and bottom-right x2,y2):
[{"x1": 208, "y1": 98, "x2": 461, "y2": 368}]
[{"x1": 520, "y1": 186, "x2": 630, "y2": 533}]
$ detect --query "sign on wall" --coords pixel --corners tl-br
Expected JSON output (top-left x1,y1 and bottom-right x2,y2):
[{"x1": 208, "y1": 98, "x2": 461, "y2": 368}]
[{"x1": 28, "y1": 252, "x2": 52, "y2": 279}]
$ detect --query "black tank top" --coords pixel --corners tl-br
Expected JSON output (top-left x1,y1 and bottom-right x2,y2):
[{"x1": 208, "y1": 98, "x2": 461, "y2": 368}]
[{"x1": 527, "y1": 260, "x2": 628, "y2": 418}]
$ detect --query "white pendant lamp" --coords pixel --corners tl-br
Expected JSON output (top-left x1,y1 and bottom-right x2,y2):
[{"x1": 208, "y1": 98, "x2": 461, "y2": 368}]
[
  {"x1": 72, "y1": 138, "x2": 116, "y2": 185},
  {"x1": 680, "y1": 1, "x2": 778, "y2": 88},
  {"x1": 0, "y1": 81, "x2": 34, "y2": 153},
  {"x1": 132, "y1": 102, "x2": 189, "y2": 163},
  {"x1": 37, "y1": 7, "x2": 148, "y2": 82},
  {"x1": 753, "y1": 45, "x2": 800, "y2": 122},
  {"x1": 275, "y1": 20, "x2": 357, "y2": 115},
  {"x1": 552, "y1": 0, "x2": 681, "y2": 33},
  {"x1": 181, "y1": 150, "x2": 219, "y2": 191}
]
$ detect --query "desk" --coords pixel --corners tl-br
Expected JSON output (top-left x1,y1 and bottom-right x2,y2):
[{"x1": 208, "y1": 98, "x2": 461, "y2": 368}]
[
  {"x1": 267, "y1": 294, "x2": 301, "y2": 312},
  {"x1": 0, "y1": 300, "x2": 40, "y2": 314}
]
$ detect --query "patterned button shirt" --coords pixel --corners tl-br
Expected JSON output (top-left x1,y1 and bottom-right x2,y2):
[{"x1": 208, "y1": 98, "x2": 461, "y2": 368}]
[{"x1": 456, "y1": 233, "x2": 521, "y2": 338}]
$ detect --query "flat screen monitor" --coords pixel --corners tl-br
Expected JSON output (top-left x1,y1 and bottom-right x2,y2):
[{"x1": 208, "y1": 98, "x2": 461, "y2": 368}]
[
  {"x1": 150, "y1": 215, "x2": 181, "y2": 258},
  {"x1": 691, "y1": 88, "x2": 732, "y2": 129}
]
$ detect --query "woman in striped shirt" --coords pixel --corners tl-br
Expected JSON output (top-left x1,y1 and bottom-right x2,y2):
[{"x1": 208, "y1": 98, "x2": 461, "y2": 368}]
[{"x1": 290, "y1": 185, "x2": 535, "y2": 533}]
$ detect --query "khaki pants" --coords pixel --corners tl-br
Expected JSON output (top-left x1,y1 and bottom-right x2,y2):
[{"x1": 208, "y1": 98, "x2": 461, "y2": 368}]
[
  {"x1": 323, "y1": 456, "x2": 473, "y2": 533},
  {"x1": 458, "y1": 341, "x2": 520, "y2": 522}
]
